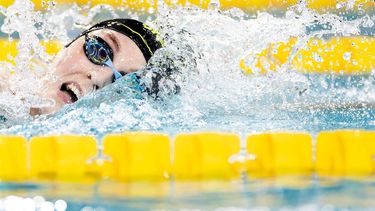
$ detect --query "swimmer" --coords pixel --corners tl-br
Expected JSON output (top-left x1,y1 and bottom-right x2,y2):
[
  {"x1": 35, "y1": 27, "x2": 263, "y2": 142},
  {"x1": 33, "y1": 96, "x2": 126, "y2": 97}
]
[{"x1": 34, "y1": 18, "x2": 163, "y2": 115}]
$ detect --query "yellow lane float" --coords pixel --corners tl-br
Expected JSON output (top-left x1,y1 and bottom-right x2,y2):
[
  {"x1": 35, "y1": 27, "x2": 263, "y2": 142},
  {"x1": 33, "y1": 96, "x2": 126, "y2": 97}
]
[
  {"x1": 246, "y1": 133, "x2": 313, "y2": 177},
  {"x1": 0, "y1": 136, "x2": 27, "y2": 180},
  {"x1": 174, "y1": 132, "x2": 241, "y2": 180},
  {"x1": 240, "y1": 36, "x2": 375, "y2": 75},
  {"x1": 0, "y1": 40, "x2": 62, "y2": 66},
  {"x1": 0, "y1": 131, "x2": 374, "y2": 182},
  {"x1": 30, "y1": 135, "x2": 97, "y2": 181},
  {"x1": 316, "y1": 130, "x2": 375, "y2": 176},
  {"x1": 103, "y1": 132, "x2": 171, "y2": 182}
]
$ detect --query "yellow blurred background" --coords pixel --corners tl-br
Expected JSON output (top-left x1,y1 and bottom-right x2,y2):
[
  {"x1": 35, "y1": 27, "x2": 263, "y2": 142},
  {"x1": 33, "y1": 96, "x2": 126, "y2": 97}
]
[
  {"x1": 0, "y1": 0, "x2": 374, "y2": 74},
  {"x1": 0, "y1": 0, "x2": 374, "y2": 12}
]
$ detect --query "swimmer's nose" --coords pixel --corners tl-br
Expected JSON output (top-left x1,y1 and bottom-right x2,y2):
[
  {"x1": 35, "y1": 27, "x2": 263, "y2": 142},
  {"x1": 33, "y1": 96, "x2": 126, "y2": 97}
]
[
  {"x1": 86, "y1": 74, "x2": 99, "y2": 91},
  {"x1": 87, "y1": 68, "x2": 114, "y2": 90}
]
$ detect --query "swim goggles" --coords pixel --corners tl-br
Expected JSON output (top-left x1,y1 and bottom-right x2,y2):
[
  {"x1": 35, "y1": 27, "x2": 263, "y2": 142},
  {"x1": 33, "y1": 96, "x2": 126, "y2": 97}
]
[
  {"x1": 83, "y1": 34, "x2": 145, "y2": 93},
  {"x1": 83, "y1": 34, "x2": 123, "y2": 82}
]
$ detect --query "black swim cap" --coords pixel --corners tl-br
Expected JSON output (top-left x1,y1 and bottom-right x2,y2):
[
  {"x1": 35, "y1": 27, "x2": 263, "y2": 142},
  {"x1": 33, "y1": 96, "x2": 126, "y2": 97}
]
[{"x1": 66, "y1": 18, "x2": 163, "y2": 62}]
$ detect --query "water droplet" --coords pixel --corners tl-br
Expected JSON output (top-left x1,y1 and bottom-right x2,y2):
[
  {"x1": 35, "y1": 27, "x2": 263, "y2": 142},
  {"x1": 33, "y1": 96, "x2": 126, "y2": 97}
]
[
  {"x1": 23, "y1": 198, "x2": 36, "y2": 211},
  {"x1": 343, "y1": 52, "x2": 352, "y2": 61},
  {"x1": 33, "y1": 196, "x2": 45, "y2": 208},
  {"x1": 313, "y1": 53, "x2": 323, "y2": 63},
  {"x1": 81, "y1": 206, "x2": 95, "y2": 211},
  {"x1": 40, "y1": 201, "x2": 54, "y2": 211},
  {"x1": 54, "y1": 199, "x2": 67, "y2": 211},
  {"x1": 148, "y1": 7, "x2": 155, "y2": 14},
  {"x1": 208, "y1": 0, "x2": 220, "y2": 10},
  {"x1": 362, "y1": 16, "x2": 374, "y2": 27},
  {"x1": 336, "y1": 2, "x2": 344, "y2": 9}
]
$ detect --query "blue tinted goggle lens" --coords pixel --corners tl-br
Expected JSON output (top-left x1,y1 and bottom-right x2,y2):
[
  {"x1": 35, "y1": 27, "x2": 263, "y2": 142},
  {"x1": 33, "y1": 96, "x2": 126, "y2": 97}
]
[
  {"x1": 83, "y1": 34, "x2": 124, "y2": 82},
  {"x1": 84, "y1": 35, "x2": 114, "y2": 66}
]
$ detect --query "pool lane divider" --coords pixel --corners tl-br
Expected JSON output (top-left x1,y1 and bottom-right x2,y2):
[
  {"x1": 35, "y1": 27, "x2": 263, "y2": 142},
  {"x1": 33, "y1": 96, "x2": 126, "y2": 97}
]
[
  {"x1": 240, "y1": 36, "x2": 375, "y2": 75},
  {"x1": 1, "y1": 36, "x2": 374, "y2": 74},
  {"x1": 30, "y1": 136, "x2": 97, "y2": 181},
  {"x1": 1, "y1": 130, "x2": 375, "y2": 182},
  {"x1": 174, "y1": 133, "x2": 241, "y2": 180},
  {"x1": 316, "y1": 131, "x2": 375, "y2": 176},
  {"x1": 246, "y1": 133, "x2": 313, "y2": 177},
  {"x1": 0, "y1": 0, "x2": 374, "y2": 12},
  {"x1": 103, "y1": 133, "x2": 171, "y2": 182}
]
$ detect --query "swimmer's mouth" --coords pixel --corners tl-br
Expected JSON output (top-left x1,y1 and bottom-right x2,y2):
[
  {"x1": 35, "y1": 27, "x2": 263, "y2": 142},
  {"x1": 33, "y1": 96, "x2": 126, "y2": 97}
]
[{"x1": 60, "y1": 82, "x2": 82, "y2": 103}]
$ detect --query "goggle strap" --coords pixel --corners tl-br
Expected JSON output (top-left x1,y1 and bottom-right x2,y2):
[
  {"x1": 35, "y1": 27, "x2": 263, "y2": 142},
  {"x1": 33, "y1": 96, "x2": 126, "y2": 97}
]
[{"x1": 104, "y1": 60, "x2": 122, "y2": 81}]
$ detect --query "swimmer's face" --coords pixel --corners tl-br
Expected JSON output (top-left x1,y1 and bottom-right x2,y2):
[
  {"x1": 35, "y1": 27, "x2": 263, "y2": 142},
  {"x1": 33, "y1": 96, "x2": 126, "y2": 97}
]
[{"x1": 38, "y1": 29, "x2": 147, "y2": 115}]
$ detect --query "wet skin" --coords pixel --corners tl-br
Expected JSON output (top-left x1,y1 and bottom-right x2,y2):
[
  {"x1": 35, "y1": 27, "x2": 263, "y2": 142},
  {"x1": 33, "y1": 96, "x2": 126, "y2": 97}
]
[{"x1": 35, "y1": 29, "x2": 147, "y2": 115}]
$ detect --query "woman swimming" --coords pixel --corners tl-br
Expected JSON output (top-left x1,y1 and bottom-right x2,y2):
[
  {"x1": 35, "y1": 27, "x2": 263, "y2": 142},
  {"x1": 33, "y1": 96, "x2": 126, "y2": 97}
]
[
  {"x1": 35, "y1": 18, "x2": 163, "y2": 115},
  {"x1": 0, "y1": 17, "x2": 191, "y2": 125}
]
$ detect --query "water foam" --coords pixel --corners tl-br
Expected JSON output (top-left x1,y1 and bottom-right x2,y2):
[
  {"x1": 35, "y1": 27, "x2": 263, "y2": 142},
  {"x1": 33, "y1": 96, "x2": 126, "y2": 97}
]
[{"x1": 0, "y1": 0, "x2": 374, "y2": 137}]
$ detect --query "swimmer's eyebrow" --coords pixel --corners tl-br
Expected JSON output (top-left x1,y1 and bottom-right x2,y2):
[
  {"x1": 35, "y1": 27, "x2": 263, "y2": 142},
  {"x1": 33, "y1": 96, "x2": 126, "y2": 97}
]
[{"x1": 107, "y1": 33, "x2": 120, "y2": 53}]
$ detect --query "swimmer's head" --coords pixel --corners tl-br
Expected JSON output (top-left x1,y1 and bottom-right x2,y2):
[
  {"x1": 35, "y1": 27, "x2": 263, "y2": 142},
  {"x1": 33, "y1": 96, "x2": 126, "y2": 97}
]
[
  {"x1": 38, "y1": 19, "x2": 162, "y2": 115},
  {"x1": 67, "y1": 19, "x2": 163, "y2": 62}
]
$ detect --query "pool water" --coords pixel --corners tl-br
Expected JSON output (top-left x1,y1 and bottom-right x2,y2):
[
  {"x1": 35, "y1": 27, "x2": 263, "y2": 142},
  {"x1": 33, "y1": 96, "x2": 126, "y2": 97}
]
[
  {"x1": 0, "y1": 0, "x2": 375, "y2": 210},
  {"x1": 2, "y1": 178, "x2": 375, "y2": 210},
  {"x1": 1, "y1": 6, "x2": 375, "y2": 137}
]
